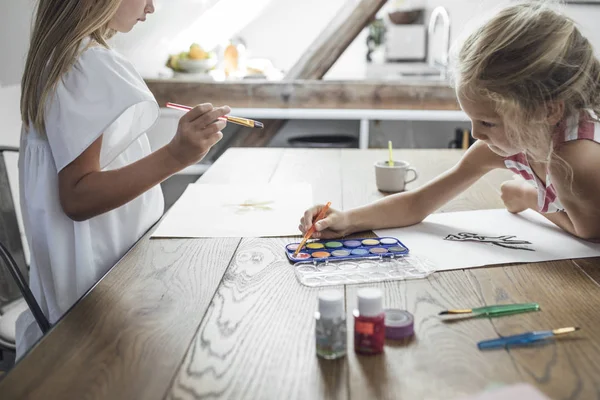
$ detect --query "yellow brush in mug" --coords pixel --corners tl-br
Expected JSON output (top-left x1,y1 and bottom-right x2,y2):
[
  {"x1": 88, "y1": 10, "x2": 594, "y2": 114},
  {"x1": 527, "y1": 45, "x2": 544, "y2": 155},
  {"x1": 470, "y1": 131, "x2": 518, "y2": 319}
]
[{"x1": 388, "y1": 141, "x2": 394, "y2": 166}]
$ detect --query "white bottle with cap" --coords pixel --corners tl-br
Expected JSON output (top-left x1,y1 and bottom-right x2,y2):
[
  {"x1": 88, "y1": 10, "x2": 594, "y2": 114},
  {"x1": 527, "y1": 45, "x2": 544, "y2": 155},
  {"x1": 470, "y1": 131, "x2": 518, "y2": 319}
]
[{"x1": 315, "y1": 290, "x2": 347, "y2": 359}]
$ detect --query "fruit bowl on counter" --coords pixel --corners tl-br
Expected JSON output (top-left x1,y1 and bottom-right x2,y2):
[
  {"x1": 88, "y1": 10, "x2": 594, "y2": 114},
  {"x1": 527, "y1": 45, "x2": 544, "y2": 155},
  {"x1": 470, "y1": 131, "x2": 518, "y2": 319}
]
[
  {"x1": 166, "y1": 43, "x2": 217, "y2": 74},
  {"x1": 177, "y1": 57, "x2": 218, "y2": 73}
]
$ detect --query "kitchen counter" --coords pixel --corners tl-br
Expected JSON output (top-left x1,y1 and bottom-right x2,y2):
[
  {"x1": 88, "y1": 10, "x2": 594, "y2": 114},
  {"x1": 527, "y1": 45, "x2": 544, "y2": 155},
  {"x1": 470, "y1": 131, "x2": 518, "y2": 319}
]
[{"x1": 144, "y1": 79, "x2": 460, "y2": 111}]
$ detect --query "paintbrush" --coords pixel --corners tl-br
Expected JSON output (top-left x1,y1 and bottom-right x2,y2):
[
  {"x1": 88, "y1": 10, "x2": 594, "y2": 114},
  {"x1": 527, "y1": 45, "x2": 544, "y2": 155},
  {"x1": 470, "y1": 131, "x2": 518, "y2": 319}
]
[
  {"x1": 439, "y1": 302, "x2": 540, "y2": 317},
  {"x1": 388, "y1": 140, "x2": 394, "y2": 166},
  {"x1": 166, "y1": 102, "x2": 264, "y2": 129},
  {"x1": 478, "y1": 327, "x2": 580, "y2": 350},
  {"x1": 293, "y1": 202, "x2": 332, "y2": 258}
]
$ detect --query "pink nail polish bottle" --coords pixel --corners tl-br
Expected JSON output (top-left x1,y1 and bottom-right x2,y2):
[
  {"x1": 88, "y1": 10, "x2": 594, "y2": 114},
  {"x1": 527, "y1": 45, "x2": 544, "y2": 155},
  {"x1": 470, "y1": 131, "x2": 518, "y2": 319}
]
[{"x1": 354, "y1": 288, "x2": 385, "y2": 355}]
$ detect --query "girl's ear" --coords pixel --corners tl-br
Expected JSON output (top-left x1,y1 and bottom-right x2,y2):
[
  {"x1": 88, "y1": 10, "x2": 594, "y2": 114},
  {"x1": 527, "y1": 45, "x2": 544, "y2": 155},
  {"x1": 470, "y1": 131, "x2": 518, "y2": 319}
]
[{"x1": 547, "y1": 101, "x2": 565, "y2": 126}]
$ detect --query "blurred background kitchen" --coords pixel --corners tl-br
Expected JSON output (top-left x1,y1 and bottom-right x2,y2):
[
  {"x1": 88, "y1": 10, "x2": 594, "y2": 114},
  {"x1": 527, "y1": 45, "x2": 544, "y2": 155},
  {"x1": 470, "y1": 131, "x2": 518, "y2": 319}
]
[{"x1": 2, "y1": 0, "x2": 600, "y2": 209}]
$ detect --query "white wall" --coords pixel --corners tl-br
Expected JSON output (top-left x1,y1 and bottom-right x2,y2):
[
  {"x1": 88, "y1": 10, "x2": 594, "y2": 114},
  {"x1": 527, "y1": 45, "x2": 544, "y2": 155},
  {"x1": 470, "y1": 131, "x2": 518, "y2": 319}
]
[
  {"x1": 0, "y1": 0, "x2": 36, "y2": 86},
  {"x1": 425, "y1": 0, "x2": 600, "y2": 60},
  {"x1": 4, "y1": 0, "x2": 600, "y2": 152},
  {"x1": 237, "y1": 0, "x2": 348, "y2": 75},
  {"x1": 0, "y1": 85, "x2": 29, "y2": 264},
  {"x1": 110, "y1": 0, "x2": 278, "y2": 78},
  {"x1": 3, "y1": 0, "x2": 600, "y2": 84},
  {"x1": 324, "y1": 0, "x2": 600, "y2": 80}
]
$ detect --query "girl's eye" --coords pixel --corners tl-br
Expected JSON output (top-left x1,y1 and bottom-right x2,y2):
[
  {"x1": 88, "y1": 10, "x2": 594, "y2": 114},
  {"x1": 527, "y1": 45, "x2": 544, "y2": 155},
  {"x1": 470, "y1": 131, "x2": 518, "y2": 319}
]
[{"x1": 480, "y1": 121, "x2": 495, "y2": 128}]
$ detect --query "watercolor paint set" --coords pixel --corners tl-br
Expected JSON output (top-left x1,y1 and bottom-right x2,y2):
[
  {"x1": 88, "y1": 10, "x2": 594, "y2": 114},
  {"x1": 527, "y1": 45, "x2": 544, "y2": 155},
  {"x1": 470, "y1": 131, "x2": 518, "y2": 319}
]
[
  {"x1": 285, "y1": 237, "x2": 409, "y2": 263},
  {"x1": 284, "y1": 237, "x2": 436, "y2": 287}
]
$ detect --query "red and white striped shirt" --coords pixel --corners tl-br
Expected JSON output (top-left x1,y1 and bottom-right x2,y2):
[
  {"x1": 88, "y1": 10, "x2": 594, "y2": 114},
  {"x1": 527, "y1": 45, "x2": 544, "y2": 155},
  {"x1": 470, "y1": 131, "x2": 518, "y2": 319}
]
[{"x1": 504, "y1": 110, "x2": 600, "y2": 213}]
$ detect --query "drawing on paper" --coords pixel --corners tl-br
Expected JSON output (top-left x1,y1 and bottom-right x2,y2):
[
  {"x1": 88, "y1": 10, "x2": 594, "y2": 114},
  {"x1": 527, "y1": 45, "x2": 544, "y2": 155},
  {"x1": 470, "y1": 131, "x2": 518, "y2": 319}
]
[
  {"x1": 444, "y1": 232, "x2": 534, "y2": 251},
  {"x1": 225, "y1": 199, "x2": 275, "y2": 213},
  {"x1": 151, "y1": 183, "x2": 312, "y2": 238}
]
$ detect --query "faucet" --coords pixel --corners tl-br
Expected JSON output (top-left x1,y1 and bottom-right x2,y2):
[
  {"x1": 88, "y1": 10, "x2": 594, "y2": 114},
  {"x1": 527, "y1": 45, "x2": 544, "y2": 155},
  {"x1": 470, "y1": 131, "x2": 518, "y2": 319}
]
[{"x1": 427, "y1": 6, "x2": 451, "y2": 74}]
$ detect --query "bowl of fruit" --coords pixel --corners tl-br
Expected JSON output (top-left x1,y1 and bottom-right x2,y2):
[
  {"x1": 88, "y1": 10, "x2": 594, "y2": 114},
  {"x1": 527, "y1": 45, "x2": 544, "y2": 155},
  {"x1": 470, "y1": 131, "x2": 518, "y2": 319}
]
[{"x1": 167, "y1": 43, "x2": 217, "y2": 73}]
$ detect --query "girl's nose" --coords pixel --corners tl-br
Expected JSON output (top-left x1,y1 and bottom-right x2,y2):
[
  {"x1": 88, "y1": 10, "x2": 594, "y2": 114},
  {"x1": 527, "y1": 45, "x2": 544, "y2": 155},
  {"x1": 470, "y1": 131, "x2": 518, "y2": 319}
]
[
  {"x1": 471, "y1": 128, "x2": 486, "y2": 141},
  {"x1": 145, "y1": 1, "x2": 155, "y2": 14}
]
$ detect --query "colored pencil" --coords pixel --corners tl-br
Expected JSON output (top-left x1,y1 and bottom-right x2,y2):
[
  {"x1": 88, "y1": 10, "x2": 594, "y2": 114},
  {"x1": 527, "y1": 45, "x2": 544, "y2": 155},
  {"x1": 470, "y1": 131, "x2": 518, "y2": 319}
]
[{"x1": 166, "y1": 102, "x2": 264, "y2": 129}]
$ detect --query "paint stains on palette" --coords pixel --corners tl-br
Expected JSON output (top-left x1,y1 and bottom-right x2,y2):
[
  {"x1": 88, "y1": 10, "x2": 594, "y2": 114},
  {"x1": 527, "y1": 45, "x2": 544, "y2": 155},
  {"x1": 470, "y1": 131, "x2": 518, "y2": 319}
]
[{"x1": 285, "y1": 237, "x2": 409, "y2": 263}]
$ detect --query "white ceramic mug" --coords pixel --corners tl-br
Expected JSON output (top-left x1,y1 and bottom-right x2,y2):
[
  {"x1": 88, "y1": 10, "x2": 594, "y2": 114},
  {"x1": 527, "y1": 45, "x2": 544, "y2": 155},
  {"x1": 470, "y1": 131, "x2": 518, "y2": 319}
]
[{"x1": 374, "y1": 160, "x2": 418, "y2": 193}]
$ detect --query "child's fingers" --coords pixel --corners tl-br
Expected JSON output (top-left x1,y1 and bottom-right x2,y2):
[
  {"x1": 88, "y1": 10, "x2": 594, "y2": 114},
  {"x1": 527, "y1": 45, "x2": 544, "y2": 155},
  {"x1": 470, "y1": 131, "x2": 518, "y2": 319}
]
[
  {"x1": 206, "y1": 106, "x2": 231, "y2": 125},
  {"x1": 315, "y1": 215, "x2": 335, "y2": 232},
  {"x1": 181, "y1": 103, "x2": 214, "y2": 122},
  {"x1": 190, "y1": 106, "x2": 230, "y2": 129},
  {"x1": 512, "y1": 174, "x2": 526, "y2": 181},
  {"x1": 203, "y1": 131, "x2": 223, "y2": 149},
  {"x1": 201, "y1": 120, "x2": 227, "y2": 136},
  {"x1": 301, "y1": 206, "x2": 320, "y2": 230}
]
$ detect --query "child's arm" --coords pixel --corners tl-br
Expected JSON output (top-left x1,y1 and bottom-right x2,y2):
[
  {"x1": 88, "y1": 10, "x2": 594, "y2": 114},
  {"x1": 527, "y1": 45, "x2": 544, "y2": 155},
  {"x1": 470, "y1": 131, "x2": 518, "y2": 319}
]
[
  {"x1": 58, "y1": 104, "x2": 229, "y2": 221},
  {"x1": 500, "y1": 179, "x2": 582, "y2": 236},
  {"x1": 548, "y1": 139, "x2": 600, "y2": 240},
  {"x1": 505, "y1": 139, "x2": 600, "y2": 240},
  {"x1": 301, "y1": 140, "x2": 505, "y2": 238}
]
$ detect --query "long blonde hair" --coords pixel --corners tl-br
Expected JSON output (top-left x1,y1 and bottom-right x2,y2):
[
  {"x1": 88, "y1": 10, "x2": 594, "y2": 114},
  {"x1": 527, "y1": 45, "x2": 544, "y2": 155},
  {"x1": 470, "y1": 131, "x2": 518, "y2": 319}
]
[
  {"x1": 452, "y1": 1, "x2": 600, "y2": 163},
  {"x1": 21, "y1": 0, "x2": 121, "y2": 135}
]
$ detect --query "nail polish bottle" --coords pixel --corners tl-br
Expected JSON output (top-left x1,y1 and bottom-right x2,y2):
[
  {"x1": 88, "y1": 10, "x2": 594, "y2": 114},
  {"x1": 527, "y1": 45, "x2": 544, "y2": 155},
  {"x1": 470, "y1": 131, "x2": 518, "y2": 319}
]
[
  {"x1": 354, "y1": 288, "x2": 385, "y2": 355},
  {"x1": 315, "y1": 290, "x2": 347, "y2": 359}
]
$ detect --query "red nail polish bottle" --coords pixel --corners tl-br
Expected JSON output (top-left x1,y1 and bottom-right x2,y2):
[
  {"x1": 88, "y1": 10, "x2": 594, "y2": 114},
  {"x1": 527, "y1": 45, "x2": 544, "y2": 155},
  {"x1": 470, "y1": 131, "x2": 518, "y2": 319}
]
[{"x1": 354, "y1": 288, "x2": 385, "y2": 355}]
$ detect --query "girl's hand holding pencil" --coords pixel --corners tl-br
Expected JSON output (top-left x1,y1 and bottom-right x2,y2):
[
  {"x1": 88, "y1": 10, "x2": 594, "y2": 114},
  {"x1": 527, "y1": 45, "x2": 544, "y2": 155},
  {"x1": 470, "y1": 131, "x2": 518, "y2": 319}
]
[{"x1": 167, "y1": 103, "x2": 231, "y2": 167}]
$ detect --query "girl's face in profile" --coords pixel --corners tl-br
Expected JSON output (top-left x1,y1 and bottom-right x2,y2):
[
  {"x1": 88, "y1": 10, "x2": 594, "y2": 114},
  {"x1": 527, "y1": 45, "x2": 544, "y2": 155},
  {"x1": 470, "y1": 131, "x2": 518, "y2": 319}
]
[
  {"x1": 109, "y1": 0, "x2": 155, "y2": 33},
  {"x1": 457, "y1": 90, "x2": 520, "y2": 157}
]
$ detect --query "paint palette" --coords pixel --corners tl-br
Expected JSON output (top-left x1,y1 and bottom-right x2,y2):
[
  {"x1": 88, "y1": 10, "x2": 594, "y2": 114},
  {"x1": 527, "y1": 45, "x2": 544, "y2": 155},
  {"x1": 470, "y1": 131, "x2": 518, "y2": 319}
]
[
  {"x1": 292, "y1": 254, "x2": 436, "y2": 287},
  {"x1": 285, "y1": 237, "x2": 409, "y2": 263}
]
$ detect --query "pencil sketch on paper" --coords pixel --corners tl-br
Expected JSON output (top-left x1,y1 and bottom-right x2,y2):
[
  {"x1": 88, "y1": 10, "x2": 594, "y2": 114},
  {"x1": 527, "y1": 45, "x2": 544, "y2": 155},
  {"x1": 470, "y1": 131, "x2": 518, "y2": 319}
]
[
  {"x1": 224, "y1": 199, "x2": 275, "y2": 214},
  {"x1": 444, "y1": 232, "x2": 535, "y2": 251}
]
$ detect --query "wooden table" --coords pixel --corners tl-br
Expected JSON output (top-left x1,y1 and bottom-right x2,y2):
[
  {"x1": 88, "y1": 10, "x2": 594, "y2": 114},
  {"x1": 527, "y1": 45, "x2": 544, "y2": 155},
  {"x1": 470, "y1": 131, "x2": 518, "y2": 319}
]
[{"x1": 1, "y1": 149, "x2": 599, "y2": 400}]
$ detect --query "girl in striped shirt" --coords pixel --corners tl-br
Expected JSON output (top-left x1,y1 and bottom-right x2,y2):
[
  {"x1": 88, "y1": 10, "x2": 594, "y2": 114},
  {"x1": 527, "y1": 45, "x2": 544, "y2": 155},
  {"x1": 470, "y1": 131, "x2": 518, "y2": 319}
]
[{"x1": 300, "y1": 2, "x2": 600, "y2": 241}]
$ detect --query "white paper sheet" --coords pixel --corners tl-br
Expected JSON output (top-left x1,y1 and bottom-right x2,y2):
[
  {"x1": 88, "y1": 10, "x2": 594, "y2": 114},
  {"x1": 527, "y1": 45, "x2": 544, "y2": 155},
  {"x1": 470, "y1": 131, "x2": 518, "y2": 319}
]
[
  {"x1": 374, "y1": 209, "x2": 600, "y2": 271},
  {"x1": 152, "y1": 183, "x2": 312, "y2": 238}
]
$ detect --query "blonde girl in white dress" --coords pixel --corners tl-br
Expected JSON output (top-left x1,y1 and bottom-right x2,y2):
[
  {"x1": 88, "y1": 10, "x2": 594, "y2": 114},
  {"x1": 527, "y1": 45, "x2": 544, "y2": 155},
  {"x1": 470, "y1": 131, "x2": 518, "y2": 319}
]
[{"x1": 17, "y1": 0, "x2": 229, "y2": 358}]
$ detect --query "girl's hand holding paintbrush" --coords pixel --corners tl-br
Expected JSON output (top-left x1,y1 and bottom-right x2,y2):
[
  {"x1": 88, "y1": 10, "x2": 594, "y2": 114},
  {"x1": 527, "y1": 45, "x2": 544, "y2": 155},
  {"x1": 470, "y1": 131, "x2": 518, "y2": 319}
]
[
  {"x1": 167, "y1": 103, "x2": 231, "y2": 167},
  {"x1": 299, "y1": 204, "x2": 351, "y2": 239}
]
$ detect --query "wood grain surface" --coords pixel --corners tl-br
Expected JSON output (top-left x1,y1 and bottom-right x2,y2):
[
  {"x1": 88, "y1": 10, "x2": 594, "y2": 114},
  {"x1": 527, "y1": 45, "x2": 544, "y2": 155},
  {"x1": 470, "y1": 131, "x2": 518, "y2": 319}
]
[
  {"x1": 169, "y1": 149, "x2": 347, "y2": 399},
  {"x1": 0, "y1": 236, "x2": 240, "y2": 400},
  {"x1": 0, "y1": 149, "x2": 285, "y2": 399},
  {"x1": 467, "y1": 261, "x2": 600, "y2": 399},
  {"x1": 573, "y1": 257, "x2": 600, "y2": 287},
  {"x1": 2, "y1": 149, "x2": 599, "y2": 400},
  {"x1": 341, "y1": 149, "x2": 521, "y2": 399}
]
